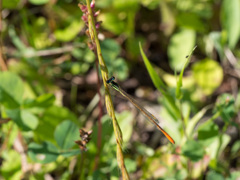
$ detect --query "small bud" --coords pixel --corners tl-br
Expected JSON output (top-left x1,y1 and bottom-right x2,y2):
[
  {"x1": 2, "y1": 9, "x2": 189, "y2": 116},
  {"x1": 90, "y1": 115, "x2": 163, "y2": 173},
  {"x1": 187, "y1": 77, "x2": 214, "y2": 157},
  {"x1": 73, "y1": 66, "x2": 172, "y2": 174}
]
[
  {"x1": 88, "y1": 42, "x2": 95, "y2": 51},
  {"x1": 90, "y1": 0, "x2": 95, "y2": 9},
  {"x1": 85, "y1": 29, "x2": 90, "y2": 37},
  {"x1": 78, "y1": 3, "x2": 87, "y2": 13},
  {"x1": 94, "y1": 10, "x2": 100, "y2": 17},
  {"x1": 81, "y1": 15, "x2": 88, "y2": 22},
  {"x1": 95, "y1": 21, "x2": 102, "y2": 29}
]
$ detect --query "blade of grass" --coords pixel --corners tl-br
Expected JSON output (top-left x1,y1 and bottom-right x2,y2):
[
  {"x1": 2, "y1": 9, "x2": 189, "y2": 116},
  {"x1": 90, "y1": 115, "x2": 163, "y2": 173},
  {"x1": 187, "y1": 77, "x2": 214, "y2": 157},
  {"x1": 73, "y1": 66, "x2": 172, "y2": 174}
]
[
  {"x1": 139, "y1": 42, "x2": 166, "y2": 92},
  {"x1": 176, "y1": 46, "x2": 197, "y2": 99},
  {"x1": 139, "y1": 42, "x2": 181, "y2": 119}
]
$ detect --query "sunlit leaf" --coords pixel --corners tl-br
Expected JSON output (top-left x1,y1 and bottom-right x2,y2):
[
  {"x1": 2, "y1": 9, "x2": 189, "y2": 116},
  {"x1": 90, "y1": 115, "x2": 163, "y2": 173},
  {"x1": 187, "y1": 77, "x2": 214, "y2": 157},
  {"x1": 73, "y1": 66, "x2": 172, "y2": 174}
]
[
  {"x1": 23, "y1": 94, "x2": 55, "y2": 108},
  {"x1": 206, "y1": 134, "x2": 230, "y2": 160},
  {"x1": 186, "y1": 105, "x2": 211, "y2": 137},
  {"x1": 29, "y1": 0, "x2": 49, "y2": 5},
  {"x1": 159, "y1": 0, "x2": 175, "y2": 36},
  {"x1": 142, "y1": 0, "x2": 161, "y2": 10},
  {"x1": 100, "y1": 12, "x2": 127, "y2": 35},
  {"x1": 221, "y1": 0, "x2": 240, "y2": 49},
  {"x1": 226, "y1": 171, "x2": 240, "y2": 180},
  {"x1": 168, "y1": 29, "x2": 196, "y2": 71},
  {"x1": 54, "y1": 120, "x2": 79, "y2": 149},
  {"x1": 115, "y1": 111, "x2": 133, "y2": 143},
  {"x1": 192, "y1": 58, "x2": 223, "y2": 95},
  {"x1": 124, "y1": 158, "x2": 137, "y2": 172},
  {"x1": 54, "y1": 21, "x2": 84, "y2": 42},
  {"x1": 0, "y1": 72, "x2": 24, "y2": 109},
  {"x1": 198, "y1": 121, "x2": 219, "y2": 146},
  {"x1": 113, "y1": 0, "x2": 139, "y2": 11},
  {"x1": 0, "y1": 150, "x2": 21, "y2": 179},
  {"x1": 231, "y1": 140, "x2": 240, "y2": 155},
  {"x1": 182, "y1": 140, "x2": 205, "y2": 162},
  {"x1": 6, "y1": 109, "x2": 39, "y2": 131}
]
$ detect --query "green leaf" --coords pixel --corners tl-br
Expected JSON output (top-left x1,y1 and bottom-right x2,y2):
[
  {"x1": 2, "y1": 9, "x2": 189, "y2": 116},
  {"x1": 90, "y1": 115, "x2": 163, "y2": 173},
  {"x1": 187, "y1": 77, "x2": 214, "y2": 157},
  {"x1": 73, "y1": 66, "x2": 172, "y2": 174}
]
[
  {"x1": 176, "y1": 13, "x2": 205, "y2": 32},
  {"x1": 207, "y1": 134, "x2": 230, "y2": 160},
  {"x1": 231, "y1": 140, "x2": 240, "y2": 155},
  {"x1": 186, "y1": 105, "x2": 211, "y2": 137},
  {"x1": 124, "y1": 158, "x2": 137, "y2": 172},
  {"x1": 175, "y1": 46, "x2": 197, "y2": 99},
  {"x1": 174, "y1": 169, "x2": 188, "y2": 180},
  {"x1": 29, "y1": 0, "x2": 49, "y2": 5},
  {"x1": 0, "y1": 150, "x2": 21, "y2": 180},
  {"x1": 6, "y1": 109, "x2": 39, "y2": 131},
  {"x1": 214, "y1": 94, "x2": 236, "y2": 123},
  {"x1": 54, "y1": 120, "x2": 79, "y2": 149},
  {"x1": 23, "y1": 94, "x2": 55, "y2": 108},
  {"x1": 206, "y1": 171, "x2": 224, "y2": 180},
  {"x1": 28, "y1": 141, "x2": 59, "y2": 164},
  {"x1": 0, "y1": 72, "x2": 24, "y2": 109},
  {"x1": 115, "y1": 111, "x2": 133, "y2": 143},
  {"x1": 101, "y1": 39, "x2": 121, "y2": 61},
  {"x1": 161, "y1": 93, "x2": 181, "y2": 120},
  {"x1": 182, "y1": 140, "x2": 205, "y2": 162},
  {"x1": 209, "y1": 32, "x2": 226, "y2": 60},
  {"x1": 142, "y1": 0, "x2": 160, "y2": 9},
  {"x1": 34, "y1": 106, "x2": 78, "y2": 142},
  {"x1": 139, "y1": 43, "x2": 166, "y2": 91},
  {"x1": 168, "y1": 29, "x2": 196, "y2": 71},
  {"x1": 221, "y1": 0, "x2": 240, "y2": 49},
  {"x1": 111, "y1": 58, "x2": 129, "y2": 80},
  {"x1": 91, "y1": 115, "x2": 114, "y2": 151},
  {"x1": 198, "y1": 121, "x2": 219, "y2": 146},
  {"x1": 101, "y1": 39, "x2": 129, "y2": 80},
  {"x1": 159, "y1": 0, "x2": 175, "y2": 36},
  {"x1": 139, "y1": 43, "x2": 181, "y2": 119},
  {"x1": 227, "y1": 171, "x2": 240, "y2": 180},
  {"x1": 113, "y1": 0, "x2": 139, "y2": 11},
  {"x1": 100, "y1": 12, "x2": 127, "y2": 35},
  {"x1": 2, "y1": 0, "x2": 20, "y2": 9},
  {"x1": 136, "y1": 143, "x2": 154, "y2": 156},
  {"x1": 192, "y1": 58, "x2": 223, "y2": 95},
  {"x1": 60, "y1": 149, "x2": 81, "y2": 157},
  {"x1": 54, "y1": 20, "x2": 84, "y2": 42}
]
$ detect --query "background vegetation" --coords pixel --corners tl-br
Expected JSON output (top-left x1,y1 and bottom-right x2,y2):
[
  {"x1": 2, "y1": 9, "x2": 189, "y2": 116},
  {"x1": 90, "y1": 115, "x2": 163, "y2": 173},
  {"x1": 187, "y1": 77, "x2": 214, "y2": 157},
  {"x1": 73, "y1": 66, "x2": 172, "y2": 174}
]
[{"x1": 0, "y1": 0, "x2": 240, "y2": 179}]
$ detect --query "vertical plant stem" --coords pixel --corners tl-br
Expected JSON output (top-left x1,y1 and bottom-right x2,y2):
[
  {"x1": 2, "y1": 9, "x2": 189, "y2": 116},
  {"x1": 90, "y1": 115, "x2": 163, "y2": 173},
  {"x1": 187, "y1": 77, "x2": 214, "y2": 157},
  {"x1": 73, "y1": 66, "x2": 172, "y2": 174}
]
[
  {"x1": 84, "y1": 0, "x2": 129, "y2": 179},
  {"x1": 78, "y1": 151, "x2": 85, "y2": 180},
  {"x1": 94, "y1": 59, "x2": 102, "y2": 170},
  {"x1": 70, "y1": 82, "x2": 78, "y2": 113},
  {"x1": 177, "y1": 100, "x2": 188, "y2": 140}
]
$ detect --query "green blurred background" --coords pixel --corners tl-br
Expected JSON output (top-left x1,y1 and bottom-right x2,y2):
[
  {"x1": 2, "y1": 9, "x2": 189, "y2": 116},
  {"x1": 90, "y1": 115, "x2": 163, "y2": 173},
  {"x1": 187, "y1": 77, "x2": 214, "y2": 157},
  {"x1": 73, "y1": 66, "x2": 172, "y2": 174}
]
[{"x1": 0, "y1": 0, "x2": 240, "y2": 179}]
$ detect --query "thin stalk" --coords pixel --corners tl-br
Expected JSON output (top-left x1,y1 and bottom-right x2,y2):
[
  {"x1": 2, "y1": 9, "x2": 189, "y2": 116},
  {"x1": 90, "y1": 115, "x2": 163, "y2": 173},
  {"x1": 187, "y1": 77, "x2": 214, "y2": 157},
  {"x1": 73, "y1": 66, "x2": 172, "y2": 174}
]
[
  {"x1": 93, "y1": 58, "x2": 103, "y2": 170},
  {"x1": 84, "y1": 1, "x2": 129, "y2": 179}
]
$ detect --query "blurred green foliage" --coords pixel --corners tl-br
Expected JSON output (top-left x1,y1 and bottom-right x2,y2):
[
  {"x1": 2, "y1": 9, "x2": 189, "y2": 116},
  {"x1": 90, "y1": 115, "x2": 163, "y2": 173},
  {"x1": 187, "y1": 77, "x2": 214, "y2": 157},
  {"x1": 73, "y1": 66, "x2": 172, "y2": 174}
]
[{"x1": 0, "y1": 0, "x2": 240, "y2": 179}]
